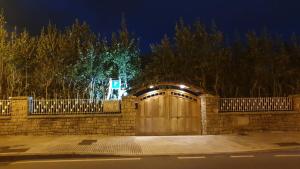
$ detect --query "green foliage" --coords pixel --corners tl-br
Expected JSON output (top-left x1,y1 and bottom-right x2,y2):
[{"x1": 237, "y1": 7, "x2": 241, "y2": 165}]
[
  {"x1": 0, "y1": 13, "x2": 141, "y2": 99},
  {"x1": 0, "y1": 11, "x2": 299, "y2": 98}
]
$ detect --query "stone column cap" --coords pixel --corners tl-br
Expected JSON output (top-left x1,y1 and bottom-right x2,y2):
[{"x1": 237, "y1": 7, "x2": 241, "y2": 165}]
[
  {"x1": 9, "y1": 96, "x2": 30, "y2": 100},
  {"x1": 122, "y1": 95, "x2": 137, "y2": 99},
  {"x1": 289, "y1": 94, "x2": 300, "y2": 97},
  {"x1": 200, "y1": 94, "x2": 220, "y2": 98}
]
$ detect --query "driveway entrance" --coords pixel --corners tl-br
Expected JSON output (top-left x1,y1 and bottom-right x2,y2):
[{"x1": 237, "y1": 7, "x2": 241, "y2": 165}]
[{"x1": 135, "y1": 84, "x2": 202, "y2": 135}]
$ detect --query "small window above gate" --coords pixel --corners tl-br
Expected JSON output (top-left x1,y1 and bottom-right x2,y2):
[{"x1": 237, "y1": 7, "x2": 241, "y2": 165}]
[
  {"x1": 140, "y1": 92, "x2": 166, "y2": 101},
  {"x1": 170, "y1": 92, "x2": 197, "y2": 101}
]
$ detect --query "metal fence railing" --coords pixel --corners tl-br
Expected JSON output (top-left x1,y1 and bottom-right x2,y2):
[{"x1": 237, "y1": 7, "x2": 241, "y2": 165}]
[
  {"x1": 29, "y1": 99, "x2": 113, "y2": 115},
  {"x1": 219, "y1": 97, "x2": 293, "y2": 112},
  {"x1": 0, "y1": 100, "x2": 11, "y2": 116}
]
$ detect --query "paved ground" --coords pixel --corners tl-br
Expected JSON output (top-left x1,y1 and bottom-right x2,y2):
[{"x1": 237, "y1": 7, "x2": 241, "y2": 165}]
[
  {"x1": 1, "y1": 132, "x2": 300, "y2": 168},
  {"x1": 1, "y1": 149, "x2": 300, "y2": 169},
  {"x1": 1, "y1": 132, "x2": 300, "y2": 158}
]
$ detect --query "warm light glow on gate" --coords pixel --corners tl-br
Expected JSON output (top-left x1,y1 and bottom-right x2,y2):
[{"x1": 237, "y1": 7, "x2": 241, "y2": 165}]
[{"x1": 179, "y1": 84, "x2": 188, "y2": 89}]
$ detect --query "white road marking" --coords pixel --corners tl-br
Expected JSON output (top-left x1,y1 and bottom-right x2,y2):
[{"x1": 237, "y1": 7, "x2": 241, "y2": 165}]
[
  {"x1": 177, "y1": 156, "x2": 206, "y2": 159},
  {"x1": 230, "y1": 155, "x2": 255, "y2": 158},
  {"x1": 274, "y1": 154, "x2": 300, "y2": 157},
  {"x1": 12, "y1": 158, "x2": 141, "y2": 164}
]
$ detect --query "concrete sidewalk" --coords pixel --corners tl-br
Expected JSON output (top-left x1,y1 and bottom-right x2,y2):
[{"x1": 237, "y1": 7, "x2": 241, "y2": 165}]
[{"x1": 1, "y1": 132, "x2": 300, "y2": 158}]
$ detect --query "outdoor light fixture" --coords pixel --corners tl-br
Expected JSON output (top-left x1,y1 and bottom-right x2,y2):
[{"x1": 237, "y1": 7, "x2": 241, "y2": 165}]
[
  {"x1": 149, "y1": 85, "x2": 154, "y2": 89},
  {"x1": 179, "y1": 84, "x2": 188, "y2": 89}
]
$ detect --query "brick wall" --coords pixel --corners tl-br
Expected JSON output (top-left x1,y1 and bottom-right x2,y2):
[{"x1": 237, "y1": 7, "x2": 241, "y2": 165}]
[
  {"x1": 201, "y1": 95, "x2": 300, "y2": 134},
  {"x1": 0, "y1": 96, "x2": 137, "y2": 136}
]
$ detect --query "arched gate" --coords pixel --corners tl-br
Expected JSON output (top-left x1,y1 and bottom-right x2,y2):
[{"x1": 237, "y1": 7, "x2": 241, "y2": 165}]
[{"x1": 136, "y1": 84, "x2": 202, "y2": 135}]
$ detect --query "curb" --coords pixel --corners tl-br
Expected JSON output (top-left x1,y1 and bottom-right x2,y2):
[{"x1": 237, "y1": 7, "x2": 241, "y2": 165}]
[
  {"x1": 1, "y1": 146, "x2": 300, "y2": 162},
  {"x1": 0, "y1": 154, "x2": 120, "y2": 162}
]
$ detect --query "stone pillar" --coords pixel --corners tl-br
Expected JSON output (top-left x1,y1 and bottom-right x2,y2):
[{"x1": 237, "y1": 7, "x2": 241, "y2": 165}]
[
  {"x1": 200, "y1": 94, "x2": 219, "y2": 135},
  {"x1": 118, "y1": 95, "x2": 138, "y2": 135},
  {"x1": 9, "y1": 96, "x2": 30, "y2": 134},
  {"x1": 121, "y1": 96, "x2": 138, "y2": 115},
  {"x1": 290, "y1": 94, "x2": 300, "y2": 112}
]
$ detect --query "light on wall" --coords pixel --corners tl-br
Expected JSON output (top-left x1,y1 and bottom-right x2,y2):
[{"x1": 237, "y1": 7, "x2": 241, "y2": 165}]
[{"x1": 179, "y1": 84, "x2": 188, "y2": 89}]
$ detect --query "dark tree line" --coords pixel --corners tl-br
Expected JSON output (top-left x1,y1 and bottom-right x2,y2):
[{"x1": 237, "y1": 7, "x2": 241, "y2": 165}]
[
  {"x1": 0, "y1": 12, "x2": 300, "y2": 99},
  {"x1": 141, "y1": 20, "x2": 300, "y2": 97}
]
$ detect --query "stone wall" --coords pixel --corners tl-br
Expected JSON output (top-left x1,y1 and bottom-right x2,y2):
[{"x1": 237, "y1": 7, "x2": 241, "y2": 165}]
[
  {"x1": 217, "y1": 111, "x2": 300, "y2": 134},
  {"x1": 0, "y1": 96, "x2": 137, "y2": 136},
  {"x1": 201, "y1": 95, "x2": 300, "y2": 135},
  {"x1": 1, "y1": 94, "x2": 300, "y2": 136}
]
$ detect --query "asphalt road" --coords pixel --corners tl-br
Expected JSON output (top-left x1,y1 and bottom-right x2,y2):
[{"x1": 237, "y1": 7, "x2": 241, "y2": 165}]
[{"x1": 1, "y1": 150, "x2": 300, "y2": 169}]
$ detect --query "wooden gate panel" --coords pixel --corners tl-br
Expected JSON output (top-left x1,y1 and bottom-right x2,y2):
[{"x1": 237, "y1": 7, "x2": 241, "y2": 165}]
[
  {"x1": 192, "y1": 118, "x2": 200, "y2": 132},
  {"x1": 170, "y1": 118, "x2": 178, "y2": 134},
  {"x1": 137, "y1": 89, "x2": 201, "y2": 135},
  {"x1": 178, "y1": 117, "x2": 186, "y2": 133},
  {"x1": 170, "y1": 96, "x2": 178, "y2": 117},
  {"x1": 185, "y1": 117, "x2": 192, "y2": 132},
  {"x1": 158, "y1": 96, "x2": 166, "y2": 117},
  {"x1": 145, "y1": 118, "x2": 152, "y2": 133}
]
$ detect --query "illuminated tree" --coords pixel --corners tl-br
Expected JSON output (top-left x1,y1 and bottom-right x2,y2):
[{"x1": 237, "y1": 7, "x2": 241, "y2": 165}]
[
  {"x1": 101, "y1": 19, "x2": 140, "y2": 99},
  {"x1": 58, "y1": 20, "x2": 98, "y2": 98}
]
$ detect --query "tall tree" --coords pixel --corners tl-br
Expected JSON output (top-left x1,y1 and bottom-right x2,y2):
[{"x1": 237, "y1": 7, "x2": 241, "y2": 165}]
[
  {"x1": 0, "y1": 12, "x2": 8, "y2": 98},
  {"x1": 34, "y1": 23, "x2": 63, "y2": 98}
]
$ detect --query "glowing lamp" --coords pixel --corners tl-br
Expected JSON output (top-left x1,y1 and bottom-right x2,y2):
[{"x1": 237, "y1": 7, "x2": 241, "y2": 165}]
[{"x1": 179, "y1": 84, "x2": 188, "y2": 89}]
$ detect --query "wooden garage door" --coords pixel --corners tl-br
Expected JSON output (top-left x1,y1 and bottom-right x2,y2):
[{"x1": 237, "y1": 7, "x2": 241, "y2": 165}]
[{"x1": 137, "y1": 89, "x2": 201, "y2": 135}]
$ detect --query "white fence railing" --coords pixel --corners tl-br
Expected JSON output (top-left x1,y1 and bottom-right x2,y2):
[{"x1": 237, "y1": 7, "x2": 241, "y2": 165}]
[
  {"x1": 0, "y1": 100, "x2": 11, "y2": 116},
  {"x1": 219, "y1": 97, "x2": 293, "y2": 112},
  {"x1": 29, "y1": 99, "x2": 119, "y2": 115}
]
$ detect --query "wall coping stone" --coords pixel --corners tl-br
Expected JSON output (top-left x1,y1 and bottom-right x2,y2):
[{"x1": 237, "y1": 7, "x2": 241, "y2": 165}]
[
  {"x1": 0, "y1": 116, "x2": 11, "y2": 120},
  {"x1": 200, "y1": 94, "x2": 219, "y2": 98},
  {"x1": 289, "y1": 94, "x2": 300, "y2": 97},
  {"x1": 219, "y1": 111, "x2": 299, "y2": 115},
  {"x1": 28, "y1": 114, "x2": 123, "y2": 119},
  {"x1": 9, "y1": 96, "x2": 30, "y2": 100},
  {"x1": 122, "y1": 95, "x2": 137, "y2": 99}
]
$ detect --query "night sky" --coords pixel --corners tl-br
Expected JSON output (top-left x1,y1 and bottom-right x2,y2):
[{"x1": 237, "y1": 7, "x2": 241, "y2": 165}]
[{"x1": 1, "y1": 0, "x2": 300, "y2": 52}]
